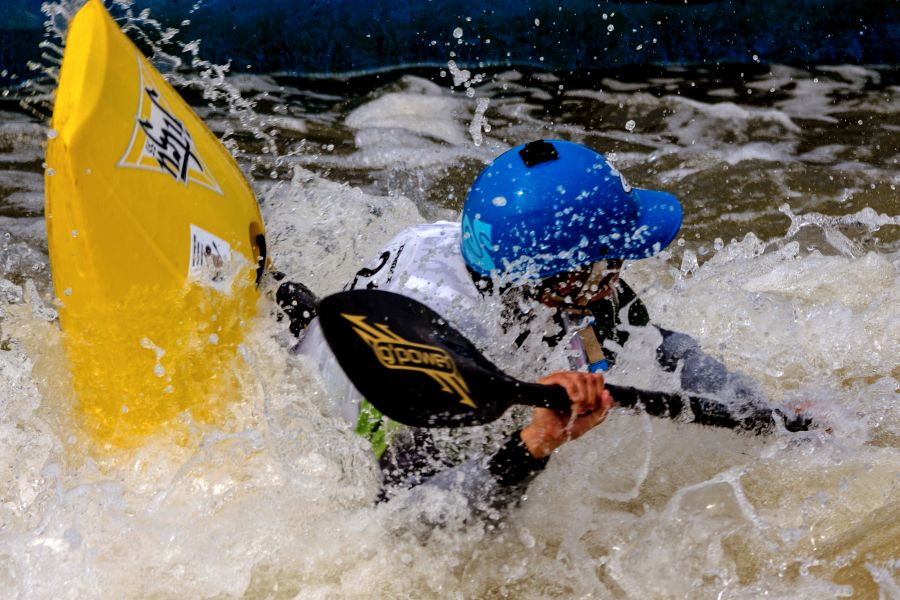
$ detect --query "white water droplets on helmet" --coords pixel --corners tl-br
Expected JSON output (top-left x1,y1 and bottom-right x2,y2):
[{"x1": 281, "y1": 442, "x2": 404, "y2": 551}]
[{"x1": 607, "y1": 163, "x2": 632, "y2": 193}]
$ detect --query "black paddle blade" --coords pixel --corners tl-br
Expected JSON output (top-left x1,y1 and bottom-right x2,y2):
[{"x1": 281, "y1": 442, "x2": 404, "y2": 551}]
[{"x1": 318, "y1": 290, "x2": 566, "y2": 427}]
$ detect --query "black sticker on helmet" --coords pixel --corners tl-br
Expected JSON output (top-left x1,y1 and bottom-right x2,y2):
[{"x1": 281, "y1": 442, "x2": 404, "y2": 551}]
[{"x1": 519, "y1": 140, "x2": 559, "y2": 168}]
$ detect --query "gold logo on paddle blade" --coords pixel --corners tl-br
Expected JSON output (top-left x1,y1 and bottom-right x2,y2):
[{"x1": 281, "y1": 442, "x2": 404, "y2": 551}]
[
  {"x1": 341, "y1": 313, "x2": 476, "y2": 409},
  {"x1": 118, "y1": 54, "x2": 223, "y2": 194}
]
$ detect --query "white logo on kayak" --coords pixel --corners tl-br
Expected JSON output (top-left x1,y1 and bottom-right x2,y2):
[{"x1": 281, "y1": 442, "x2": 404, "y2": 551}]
[
  {"x1": 189, "y1": 224, "x2": 234, "y2": 291},
  {"x1": 118, "y1": 55, "x2": 223, "y2": 195}
]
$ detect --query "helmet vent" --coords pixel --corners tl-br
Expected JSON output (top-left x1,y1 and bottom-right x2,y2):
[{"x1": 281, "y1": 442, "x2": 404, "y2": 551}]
[{"x1": 519, "y1": 140, "x2": 559, "y2": 167}]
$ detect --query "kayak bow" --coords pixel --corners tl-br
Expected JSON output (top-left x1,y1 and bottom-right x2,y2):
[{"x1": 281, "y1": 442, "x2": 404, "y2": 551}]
[{"x1": 45, "y1": 0, "x2": 266, "y2": 446}]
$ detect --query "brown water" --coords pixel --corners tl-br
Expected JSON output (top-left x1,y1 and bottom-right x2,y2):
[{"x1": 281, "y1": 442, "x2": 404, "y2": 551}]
[{"x1": 0, "y1": 5, "x2": 898, "y2": 598}]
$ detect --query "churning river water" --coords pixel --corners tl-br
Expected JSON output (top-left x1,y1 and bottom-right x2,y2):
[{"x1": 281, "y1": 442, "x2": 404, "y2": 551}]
[{"x1": 0, "y1": 4, "x2": 898, "y2": 598}]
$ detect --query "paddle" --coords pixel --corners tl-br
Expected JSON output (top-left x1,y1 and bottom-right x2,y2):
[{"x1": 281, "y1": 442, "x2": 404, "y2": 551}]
[{"x1": 318, "y1": 289, "x2": 812, "y2": 433}]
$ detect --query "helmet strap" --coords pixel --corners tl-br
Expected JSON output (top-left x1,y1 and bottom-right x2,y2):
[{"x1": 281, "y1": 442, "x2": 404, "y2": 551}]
[
  {"x1": 533, "y1": 260, "x2": 619, "y2": 308},
  {"x1": 576, "y1": 326, "x2": 606, "y2": 367},
  {"x1": 575, "y1": 260, "x2": 611, "y2": 306}
]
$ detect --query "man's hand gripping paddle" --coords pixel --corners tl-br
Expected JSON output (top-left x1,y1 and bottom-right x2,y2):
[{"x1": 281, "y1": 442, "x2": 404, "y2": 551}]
[{"x1": 318, "y1": 290, "x2": 812, "y2": 433}]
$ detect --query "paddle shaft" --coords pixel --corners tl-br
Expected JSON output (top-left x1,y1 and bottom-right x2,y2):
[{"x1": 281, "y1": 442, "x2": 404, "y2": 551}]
[{"x1": 520, "y1": 381, "x2": 806, "y2": 434}]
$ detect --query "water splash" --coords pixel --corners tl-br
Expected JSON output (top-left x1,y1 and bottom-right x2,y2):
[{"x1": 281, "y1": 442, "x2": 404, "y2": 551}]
[
  {"x1": 1, "y1": 35, "x2": 899, "y2": 595},
  {"x1": 18, "y1": 0, "x2": 283, "y2": 181},
  {"x1": 779, "y1": 203, "x2": 900, "y2": 258},
  {"x1": 468, "y1": 96, "x2": 491, "y2": 146}
]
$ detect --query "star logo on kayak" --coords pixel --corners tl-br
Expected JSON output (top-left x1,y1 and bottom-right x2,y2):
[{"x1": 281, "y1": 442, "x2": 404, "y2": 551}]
[
  {"x1": 118, "y1": 54, "x2": 222, "y2": 194},
  {"x1": 341, "y1": 313, "x2": 476, "y2": 409}
]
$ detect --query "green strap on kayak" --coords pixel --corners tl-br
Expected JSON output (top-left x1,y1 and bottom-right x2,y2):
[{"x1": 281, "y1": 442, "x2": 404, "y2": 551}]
[{"x1": 355, "y1": 399, "x2": 405, "y2": 459}]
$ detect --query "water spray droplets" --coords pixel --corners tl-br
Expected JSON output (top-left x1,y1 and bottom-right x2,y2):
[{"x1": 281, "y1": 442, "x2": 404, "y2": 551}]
[
  {"x1": 140, "y1": 337, "x2": 167, "y2": 378},
  {"x1": 469, "y1": 97, "x2": 491, "y2": 146},
  {"x1": 25, "y1": 279, "x2": 57, "y2": 322},
  {"x1": 447, "y1": 60, "x2": 472, "y2": 88},
  {"x1": 780, "y1": 203, "x2": 900, "y2": 251}
]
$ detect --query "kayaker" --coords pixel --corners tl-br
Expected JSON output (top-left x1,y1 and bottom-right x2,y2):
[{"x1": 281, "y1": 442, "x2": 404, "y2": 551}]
[{"x1": 279, "y1": 140, "x2": 771, "y2": 520}]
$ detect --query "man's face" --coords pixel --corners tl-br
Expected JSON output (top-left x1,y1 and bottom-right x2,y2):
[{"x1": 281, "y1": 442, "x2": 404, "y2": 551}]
[{"x1": 533, "y1": 259, "x2": 623, "y2": 308}]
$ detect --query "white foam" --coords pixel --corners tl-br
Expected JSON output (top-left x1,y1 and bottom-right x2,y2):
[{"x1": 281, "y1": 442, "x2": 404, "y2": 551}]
[
  {"x1": 532, "y1": 72, "x2": 560, "y2": 83},
  {"x1": 0, "y1": 216, "x2": 46, "y2": 244},
  {"x1": 1, "y1": 53, "x2": 898, "y2": 597},
  {"x1": 781, "y1": 204, "x2": 900, "y2": 242},
  {"x1": 494, "y1": 70, "x2": 523, "y2": 82},
  {"x1": 259, "y1": 167, "x2": 425, "y2": 291},
  {"x1": 0, "y1": 171, "x2": 44, "y2": 194},
  {"x1": 629, "y1": 236, "x2": 900, "y2": 413},
  {"x1": 797, "y1": 144, "x2": 848, "y2": 163},
  {"x1": 345, "y1": 77, "x2": 468, "y2": 146},
  {"x1": 601, "y1": 78, "x2": 648, "y2": 91},
  {"x1": 708, "y1": 87, "x2": 738, "y2": 98},
  {"x1": 776, "y1": 78, "x2": 843, "y2": 122},
  {"x1": 564, "y1": 88, "x2": 607, "y2": 101},
  {"x1": 745, "y1": 64, "x2": 809, "y2": 91},
  {"x1": 0, "y1": 120, "x2": 45, "y2": 163},
  {"x1": 721, "y1": 141, "x2": 798, "y2": 165},
  {"x1": 266, "y1": 115, "x2": 307, "y2": 134},
  {"x1": 4, "y1": 191, "x2": 43, "y2": 213},
  {"x1": 224, "y1": 73, "x2": 303, "y2": 95},
  {"x1": 670, "y1": 96, "x2": 800, "y2": 133},
  {"x1": 2, "y1": 189, "x2": 898, "y2": 600},
  {"x1": 818, "y1": 65, "x2": 882, "y2": 88}
]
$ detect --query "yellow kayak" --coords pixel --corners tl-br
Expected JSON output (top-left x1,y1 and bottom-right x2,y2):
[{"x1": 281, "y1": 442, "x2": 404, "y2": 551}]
[{"x1": 45, "y1": 0, "x2": 266, "y2": 447}]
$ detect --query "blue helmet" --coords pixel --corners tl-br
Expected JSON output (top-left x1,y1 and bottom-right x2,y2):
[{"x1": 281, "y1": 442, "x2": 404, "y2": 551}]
[{"x1": 460, "y1": 140, "x2": 683, "y2": 283}]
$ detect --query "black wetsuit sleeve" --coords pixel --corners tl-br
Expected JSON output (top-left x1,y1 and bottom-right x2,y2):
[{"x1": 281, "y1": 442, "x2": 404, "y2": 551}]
[
  {"x1": 654, "y1": 327, "x2": 770, "y2": 409},
  {"x1": 378, "y1": 428, "x2": 549, "y2": 520},
  {"x1": 377, "y1": 428, "x2": 453, "y2": 502},
  {"x1": 487, "y1": 432, "x2": 551, "y2": 486}
]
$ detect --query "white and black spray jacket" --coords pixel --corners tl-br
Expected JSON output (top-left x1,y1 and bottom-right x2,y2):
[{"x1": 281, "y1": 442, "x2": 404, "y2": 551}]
[{"x1": 292, "y1": 222, "x2": 769, "y2": 522}]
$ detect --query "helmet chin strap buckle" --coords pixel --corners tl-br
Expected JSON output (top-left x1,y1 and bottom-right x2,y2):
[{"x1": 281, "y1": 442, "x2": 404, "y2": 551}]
[{"x1": 519, "y1": 140, "x2": 559, "y2": 167}]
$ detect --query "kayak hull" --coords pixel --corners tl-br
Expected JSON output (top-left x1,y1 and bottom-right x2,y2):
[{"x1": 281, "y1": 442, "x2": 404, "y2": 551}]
[{"x1": 45, "y1": 0, "x2": 265, "y2": 447}]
